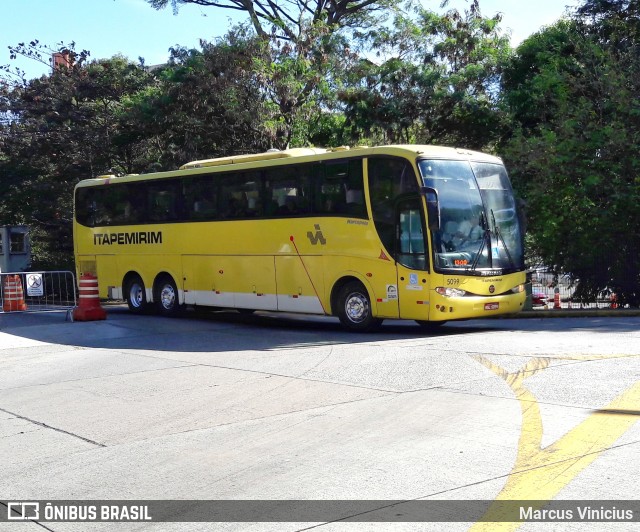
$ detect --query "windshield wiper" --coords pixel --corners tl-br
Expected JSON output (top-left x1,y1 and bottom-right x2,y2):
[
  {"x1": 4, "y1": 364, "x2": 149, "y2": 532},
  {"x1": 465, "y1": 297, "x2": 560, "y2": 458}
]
[
  {"x1": 468, "y1": 211, "x2": 489, "y2": 271},
  {"x1": 491, "y1": 209, "x2": 516, "y2": 270}
]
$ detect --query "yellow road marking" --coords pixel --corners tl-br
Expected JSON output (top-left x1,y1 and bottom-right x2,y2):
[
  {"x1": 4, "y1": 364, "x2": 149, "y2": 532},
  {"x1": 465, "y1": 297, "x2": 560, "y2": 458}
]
[{"x1": 469, "y1": 355, "x2": 640, "y2": 531}]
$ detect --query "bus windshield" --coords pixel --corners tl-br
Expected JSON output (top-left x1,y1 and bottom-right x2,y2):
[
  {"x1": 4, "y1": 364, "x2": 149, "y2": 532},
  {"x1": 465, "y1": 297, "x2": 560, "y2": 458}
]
[{"x1": 419, "y1": 159, "x2": 524, "y2": 274}]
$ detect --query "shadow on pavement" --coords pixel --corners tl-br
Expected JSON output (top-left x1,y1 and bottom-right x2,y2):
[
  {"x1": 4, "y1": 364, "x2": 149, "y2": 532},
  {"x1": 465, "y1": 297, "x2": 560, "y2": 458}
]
[{"x1": 0, "y1": 304, "x2": 495, "y2": 353}]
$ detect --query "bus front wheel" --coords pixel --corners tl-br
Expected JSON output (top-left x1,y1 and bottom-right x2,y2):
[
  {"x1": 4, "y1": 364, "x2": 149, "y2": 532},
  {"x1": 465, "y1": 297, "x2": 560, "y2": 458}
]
[
  {"x1": 155, "y1": 275, "x2": 181, "y2": 316},
  {"x1": 126, "y1": 275, "x2": 147, "y2": 314},
  {"x1": 336, "y1": 281, "x2": 382, "y2": 332}
]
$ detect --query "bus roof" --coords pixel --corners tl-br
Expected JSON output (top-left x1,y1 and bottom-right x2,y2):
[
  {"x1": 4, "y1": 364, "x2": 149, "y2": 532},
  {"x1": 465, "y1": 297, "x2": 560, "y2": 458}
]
[
  {"x1": 75, "y1": 145, "x2": 503, "y2": 188},
  {"x1": 179, "y1": 147, "x2": 329, "y2": 169}
]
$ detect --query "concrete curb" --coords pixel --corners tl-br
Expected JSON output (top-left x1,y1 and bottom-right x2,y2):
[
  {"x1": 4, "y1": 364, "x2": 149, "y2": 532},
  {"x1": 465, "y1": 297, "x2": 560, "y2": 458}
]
[{"x1": 517, "y1": 309, "x2": 640, "y2": 319}]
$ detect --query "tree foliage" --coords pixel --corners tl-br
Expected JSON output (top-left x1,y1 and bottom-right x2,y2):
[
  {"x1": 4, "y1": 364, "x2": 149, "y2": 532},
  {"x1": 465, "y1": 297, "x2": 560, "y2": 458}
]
[
  {"x1": 146, "y1": 0, "x2": 399, "y2": 148},
  {"x1": 338, "y1": 0, "x2": 511, "y2": 149},
  {"x1": 501, "y1": 10, "x2": 640, "y2": 305},
  {"x1": 0, "y1": 48, "x2": 156, "y2": 268},
  {"x1": 249, "y1": 21, "x2": 357, "y2": 148},
  {"x1": 124, "y1": 28, "x2": 274, "y2": 169}
]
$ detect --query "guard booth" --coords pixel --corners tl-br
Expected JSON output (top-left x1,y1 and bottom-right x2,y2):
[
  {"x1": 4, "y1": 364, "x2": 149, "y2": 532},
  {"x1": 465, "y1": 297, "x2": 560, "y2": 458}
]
[{"x1": 0, "y1": 225, "x2": 31, "y2": 273}]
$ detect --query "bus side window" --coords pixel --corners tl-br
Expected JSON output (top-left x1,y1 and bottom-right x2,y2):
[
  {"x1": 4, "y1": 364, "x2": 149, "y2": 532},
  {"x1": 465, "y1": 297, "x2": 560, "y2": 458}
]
[
  {"x1": 314, "y1": 159, "x2": 366, "y2": 218},
  {"x1": 368, "y1": 156, "x2": 420, "y2": 257},
  {"x1": 185, "y1": 176, "x2": 218, "y2": 220},
  {"x1": 398, "y1": 202, "x2": 427, "y2": 270},
  {"x1": 218, "y1": 171, "x2": 263, "y2": 219},
  {"x1": 325, "y1": 162, "x2": 347, "y2": 213},
  {"x1": 242, "y1": 171, "x2": 263, "y2": 217},
  {"x1": 193, "y1": 198, "x2": 216, "y2": 217},
  {"x1": 75, "y1": 188, "x2": 98, "y2": 227},
  {"x1": 264, "y1": 199, "x2": 279, "y2": 217},
  {"x1": 265, "y1": 164, "x2": 311, "y2": 217},
  {"x1": 96, "y1": 188, "x2": 117, "y2": 225},
  {"x1": 108, "y1": 184, "x2": 141, "y2": 224},
  {"x1": 294, "y1": 166, "x2": 312, "y2": 215},
  {"x1": 148, "y1": 182, "x2": 179, "y2": 222},
  {"x1": 225, "y1": 195, "x2": 248, "y2": 218},
  {"x1": 345, "y1": 159, "x2": 366, "y2": 217}
]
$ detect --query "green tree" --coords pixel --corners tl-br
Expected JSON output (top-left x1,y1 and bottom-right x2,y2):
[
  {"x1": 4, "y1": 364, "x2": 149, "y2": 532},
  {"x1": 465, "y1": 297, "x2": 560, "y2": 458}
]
[
  {"x1": 145, "y1": 0, "x2": 407, "y2": 148},
  {"x1": 123, "y1": 29, "x2": 274, "y2": 170},
  {"x1": 338, "y1": 0, "x2": 511, "y2": 149},
  {"x1": 576, "y1": 0, "x2": 640, "y2": 21},
  {"x1": 249, "y1": 21, "x2": 356, "y2": 148},
  {"x1": 0, "y1": 48, "x2": 156, "y2": 269},
  {"x1": 501, "y1": 13, "x2": 640, "y2": 305}
]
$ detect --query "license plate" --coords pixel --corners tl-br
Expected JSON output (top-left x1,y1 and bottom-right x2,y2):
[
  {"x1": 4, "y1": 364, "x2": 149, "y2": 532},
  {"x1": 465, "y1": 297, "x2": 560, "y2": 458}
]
[{"x1": 484, "y1": 302, "x2": 499, "y2": 311}]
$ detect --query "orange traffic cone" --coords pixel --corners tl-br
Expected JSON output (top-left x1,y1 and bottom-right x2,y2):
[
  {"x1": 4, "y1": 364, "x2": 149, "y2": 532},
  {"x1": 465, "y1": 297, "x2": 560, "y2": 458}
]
[
  {"x1": 73, "y1": 273, "x2": 107, "y2": 321},
  {"x1": 553, "y1": 290, "x2": 561, "y2": 309},
  {"x1": 2, "y1": 275, "x2": 28, "y2": 312}
]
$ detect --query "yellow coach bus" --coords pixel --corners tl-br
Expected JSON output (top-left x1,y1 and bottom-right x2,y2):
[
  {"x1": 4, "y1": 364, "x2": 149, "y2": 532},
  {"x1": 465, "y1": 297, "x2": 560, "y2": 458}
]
[{"x1": 73, "y1": 145, "x2": 526, "y2": 331}]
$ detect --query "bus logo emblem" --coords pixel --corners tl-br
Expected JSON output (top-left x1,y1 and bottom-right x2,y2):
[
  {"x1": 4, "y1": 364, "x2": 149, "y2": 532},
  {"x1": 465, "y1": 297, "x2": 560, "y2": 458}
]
[{"x1": 307, "y1": 224, "x2": 326, "y2": 246}]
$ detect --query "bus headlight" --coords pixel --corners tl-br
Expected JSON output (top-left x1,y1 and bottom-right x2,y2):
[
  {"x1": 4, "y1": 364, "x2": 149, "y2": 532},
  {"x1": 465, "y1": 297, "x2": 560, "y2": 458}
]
[
  {"x1": 435, "y1": 287, "x2": 467, "y2": 298},
  {"x1": 511, "y1": 284, "x2": 525, "y2": 294}
]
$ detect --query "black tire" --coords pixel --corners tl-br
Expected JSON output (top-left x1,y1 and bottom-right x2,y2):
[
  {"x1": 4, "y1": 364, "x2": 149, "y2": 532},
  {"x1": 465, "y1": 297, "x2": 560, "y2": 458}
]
[
  {"x1": 416, "y1": 320, "x2": 447, "y2": 331},
  {"x1": 336, "y1": 281, "x2": 382, "y2": 332},
  {"x1": 154, "y1": 275, "x2": 181, "y2": 316},
  {"x1": 126, "y1": 275, "x2": 147, "y2": 314}
]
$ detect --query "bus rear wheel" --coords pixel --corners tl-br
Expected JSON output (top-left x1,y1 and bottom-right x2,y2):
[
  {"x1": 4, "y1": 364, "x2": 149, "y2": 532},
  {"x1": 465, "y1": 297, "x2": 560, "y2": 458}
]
[
  {"x1": 155, "y1": 275, "x2": 181, "y2": 316},
  {"x1": 336, "y1": 281, "x2": 382, "y2": 332},
  {"x1": 126, "y1": 275, "x2": 147, "y2": 314}
]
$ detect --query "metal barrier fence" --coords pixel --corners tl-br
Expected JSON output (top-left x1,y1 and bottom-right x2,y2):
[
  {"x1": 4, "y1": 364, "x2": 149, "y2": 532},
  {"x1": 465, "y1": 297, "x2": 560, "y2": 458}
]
[
  {"x1": 530, "y1": 282, "x2": 619, "y2": 310},
  {"x1": 528, "y1": 267, "x2": 623, "y2": 310},
  {"x1": 0, "y1": 271, "x2": 77, "y2": 319}
]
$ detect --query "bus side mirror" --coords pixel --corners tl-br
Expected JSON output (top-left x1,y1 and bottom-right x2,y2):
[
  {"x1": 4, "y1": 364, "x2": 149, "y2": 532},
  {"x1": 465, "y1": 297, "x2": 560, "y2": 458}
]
[{"x1": 422, "y1": 187, "x2": 440, "y2": 231}]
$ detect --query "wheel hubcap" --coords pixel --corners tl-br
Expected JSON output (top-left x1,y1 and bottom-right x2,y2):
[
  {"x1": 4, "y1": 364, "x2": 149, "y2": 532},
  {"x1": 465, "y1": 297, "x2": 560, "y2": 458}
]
[
  {"x1": 160, "y1": 285, "x2": 175, "y2": 310},
  {"x1": 130, "y1": 283, "x2": 143, "y2": 308},
  {"x1": 345, "y1": 292, "x2": 368, "y2": 323}
]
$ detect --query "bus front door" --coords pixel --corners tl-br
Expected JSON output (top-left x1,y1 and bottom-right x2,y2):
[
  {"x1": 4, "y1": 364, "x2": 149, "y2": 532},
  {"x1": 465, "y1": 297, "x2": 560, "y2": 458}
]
[{"x1": 395, "y1": 197, "x2": 431, "y2": 321}]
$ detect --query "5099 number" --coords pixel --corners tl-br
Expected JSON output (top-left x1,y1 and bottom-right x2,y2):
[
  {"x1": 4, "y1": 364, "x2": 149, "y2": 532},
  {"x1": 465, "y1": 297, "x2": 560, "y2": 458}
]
[{"x1": 446, "y1": 278, "x2": 460, "y2": 286}]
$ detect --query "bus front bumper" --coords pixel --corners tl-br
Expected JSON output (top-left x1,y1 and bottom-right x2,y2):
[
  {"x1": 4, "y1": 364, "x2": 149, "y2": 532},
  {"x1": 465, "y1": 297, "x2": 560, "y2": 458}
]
[{"x1": 429, "y1": 292, "x2": 526, "y2": 321}]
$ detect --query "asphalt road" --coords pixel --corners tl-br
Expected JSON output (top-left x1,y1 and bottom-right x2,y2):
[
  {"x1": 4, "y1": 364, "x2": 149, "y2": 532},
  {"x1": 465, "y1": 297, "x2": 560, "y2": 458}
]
[{"x1": 0, "y1": 307, "x2": 639, "y2": 531}]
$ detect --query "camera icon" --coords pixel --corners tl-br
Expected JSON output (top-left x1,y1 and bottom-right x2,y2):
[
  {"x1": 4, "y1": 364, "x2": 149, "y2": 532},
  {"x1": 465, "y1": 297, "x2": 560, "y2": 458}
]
[{"x1": 7, "y1": 502, "x2": 40, "y2": 520}]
